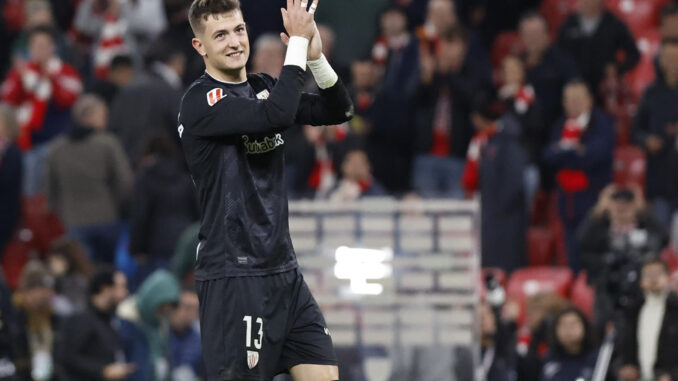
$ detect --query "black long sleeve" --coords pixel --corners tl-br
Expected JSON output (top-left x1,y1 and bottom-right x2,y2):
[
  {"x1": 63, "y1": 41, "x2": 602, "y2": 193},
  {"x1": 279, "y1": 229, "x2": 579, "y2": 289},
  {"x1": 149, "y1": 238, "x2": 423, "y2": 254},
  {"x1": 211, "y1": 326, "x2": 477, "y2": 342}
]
[
  {"x1": 180, "y1": 66, "x2": 306, "y2": 137},
  {"x1": 295, "y1": 78, "x2": 354, "y2": 126},
  {"x1": 56, "y1": 315, "x2": 109, "y2": 380}
]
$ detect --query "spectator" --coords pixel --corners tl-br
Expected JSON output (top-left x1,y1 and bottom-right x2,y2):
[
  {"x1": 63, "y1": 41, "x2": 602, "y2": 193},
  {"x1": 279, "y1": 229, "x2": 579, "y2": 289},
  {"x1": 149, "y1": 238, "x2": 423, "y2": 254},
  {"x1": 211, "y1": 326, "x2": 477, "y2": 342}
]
[
  {"x1": 540, "y1": 307, "x2": 598, "y2": 381},
  {"x1": 0, "y1": 103, "x2": 21, "y2": 257},
  {"x1": 1, "y1": 25, "x2": 82, "y2": 195},
  {"x1": 108, "y1": 44, "x2": 184, "y2": 167},
  {"x1": 478, "y1": 301, "x2": 518, "y2": 381},
  {"x1": 117, "y1": 269, "x2": 179, "y2": 381},
  {"x1": 498, "y1": 55, "x2": 545, "y2": 205},
  {"x1": 368, "y1": 4, "x2": 420, "y2": 195},
  {"x1": 129, "y1": 136, "x2": 199, "y2": 289},
  {"x1": 618, "y1": 258, "x2": 678, "y2": 381},
  {"x1": 556, "y1": 0, "x2": 640, "y2": 103},
  {"x1": 632, "y1": 40, "x2": 678, "y2": 226},
  {"x1": 519, "y1": 11, "x2": 577, "y2": 135},
  {"x1": 87, "y1": 54, "x2": 135, "y2": 107},
  {"x1": 169, "y1": 286, "x2": 201, "y2": 381},
  {"x1": 9, "y1": 0, "x2": 74, "y2": 66},
  {"x1": 463, "y1": 93, "x2": 527, "y2": 272},
  {"x1": 661, "y1": 3, "x2": 678, "y2": 41},
  {"x1": 46, "y1": 238, "x2": 95, "y2": 316},
  {"x1": 516, "y1": 292, "x2": 570, "y2": 381},
  {"x1": 12, "y1": 260, "x2": 59, "y2": 381},
  {"x1": 348, "y1": 59, "x2": 379, "y2": 123},
  {"x1": 543, "y1": 79, "x2": 615, "y2": 272},
  {"x1": 251, "y1": 33, "x2": 285, "y2": 79},
  {"x1": 415, "y1": 0, "x2": 492, "y2": 80},
  {"x1": 56, "y1": 268, "x2": 136, "y2": 381},
  {"x1": 45, "y1": 94, "x2": 133, "y2": 263},
  {"x1": 328, "y1": 148, "x2": 387, "y2": 202},
  {"x1": 579, "y1": 185, "x2": 668, "y2": 329},
  {"x1": 412, "y1": 27, "x2": 491, "y2": 199}
]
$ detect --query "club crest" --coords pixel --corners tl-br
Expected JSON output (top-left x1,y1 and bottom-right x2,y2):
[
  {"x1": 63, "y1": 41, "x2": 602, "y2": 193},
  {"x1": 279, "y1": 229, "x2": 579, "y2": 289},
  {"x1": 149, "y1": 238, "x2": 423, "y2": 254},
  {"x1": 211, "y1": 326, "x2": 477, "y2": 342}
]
[{"x1": 247, "y1": 350, "x2": 259, "y2": 369}]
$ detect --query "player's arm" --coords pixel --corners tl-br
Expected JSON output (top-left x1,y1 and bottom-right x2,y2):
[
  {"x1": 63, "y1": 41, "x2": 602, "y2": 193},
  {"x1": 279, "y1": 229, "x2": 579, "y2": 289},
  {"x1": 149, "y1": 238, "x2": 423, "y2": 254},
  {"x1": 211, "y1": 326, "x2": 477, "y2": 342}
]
[
  {"x1": 181, "y1": 62, "x2": 306, "y2": 138},
  {"x1": 295, "y1": 54, "x2": 354, "y2": 126}
]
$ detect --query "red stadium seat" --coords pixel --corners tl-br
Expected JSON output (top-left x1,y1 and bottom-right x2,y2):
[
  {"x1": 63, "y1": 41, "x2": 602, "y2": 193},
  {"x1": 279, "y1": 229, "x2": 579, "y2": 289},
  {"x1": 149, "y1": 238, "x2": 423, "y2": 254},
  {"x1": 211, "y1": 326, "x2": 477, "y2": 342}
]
[
  {"x1": 507, "y1": 266, "x2": 574, "y2": 325},
  {"x1": 1, "y1": 233, "x2": 40, "y2": 290},
  {"x1": 527, "y1": 227, "x2": 555, "y2": 266},
  {"x1": 491, "y1": 31, "x2": 523, "y2": 69},
  {"x1": 625, "y1": 30, "x2": 661, "y2": 99},
  {"x1": 540, "y1": 0, "x2": 578, "y2": 38},
  {"x1": 605, "y1": 0, "x2": 668, "y2": 37},
  {"x1": 571, "y1": 271, "x2": 595, "y2": 318},
  {"x1": 613, "y1": 145, "x2": 646, "y2": 189},
  {"x1": 21, "y1": 194, "x2": 65, "y2": 253}
]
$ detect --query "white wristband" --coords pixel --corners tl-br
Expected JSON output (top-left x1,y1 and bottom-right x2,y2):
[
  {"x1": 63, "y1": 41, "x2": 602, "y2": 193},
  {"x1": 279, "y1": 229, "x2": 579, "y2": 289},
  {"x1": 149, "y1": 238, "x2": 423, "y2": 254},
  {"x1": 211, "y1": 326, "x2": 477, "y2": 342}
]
[
  {"x1": 284, "y1": 36, "x2": 309, "y2": 71},
  {"x1": 307, "y1": 54, "x2": 338, "y2": 89}
]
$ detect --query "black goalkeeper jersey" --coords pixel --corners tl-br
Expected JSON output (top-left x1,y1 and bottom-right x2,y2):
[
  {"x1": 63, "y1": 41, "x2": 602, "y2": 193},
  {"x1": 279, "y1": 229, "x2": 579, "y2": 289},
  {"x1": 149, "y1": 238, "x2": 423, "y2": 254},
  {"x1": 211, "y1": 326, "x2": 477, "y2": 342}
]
[{"x1": 178, "y1": 65, "x2": 353, "y2": 280}]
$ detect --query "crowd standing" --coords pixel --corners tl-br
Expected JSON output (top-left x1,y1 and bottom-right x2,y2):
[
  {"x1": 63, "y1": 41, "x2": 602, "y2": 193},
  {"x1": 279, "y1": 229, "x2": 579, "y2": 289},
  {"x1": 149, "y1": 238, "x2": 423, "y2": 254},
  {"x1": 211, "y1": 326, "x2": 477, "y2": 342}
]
[{"x1": 1, "y1": 0, "x2": 678, "y2": 380}]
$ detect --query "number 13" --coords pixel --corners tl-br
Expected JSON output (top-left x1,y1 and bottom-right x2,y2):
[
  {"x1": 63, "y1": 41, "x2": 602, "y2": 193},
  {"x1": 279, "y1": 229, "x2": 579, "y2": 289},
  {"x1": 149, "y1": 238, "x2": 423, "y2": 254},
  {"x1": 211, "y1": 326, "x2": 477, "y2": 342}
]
[{"x1": 243, "y1": 316, "x2": 263, "y2": 350}]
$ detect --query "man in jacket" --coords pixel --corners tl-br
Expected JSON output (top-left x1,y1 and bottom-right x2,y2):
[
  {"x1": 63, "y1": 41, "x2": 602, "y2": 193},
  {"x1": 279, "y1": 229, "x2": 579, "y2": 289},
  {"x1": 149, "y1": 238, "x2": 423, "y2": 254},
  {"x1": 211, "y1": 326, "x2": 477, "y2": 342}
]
[
  {"x1": 56, "y1": 269, "x2": 134, "y2": 380},
  {"x1": 543, "y1": 79, "x2": 615, "y2": 272}
]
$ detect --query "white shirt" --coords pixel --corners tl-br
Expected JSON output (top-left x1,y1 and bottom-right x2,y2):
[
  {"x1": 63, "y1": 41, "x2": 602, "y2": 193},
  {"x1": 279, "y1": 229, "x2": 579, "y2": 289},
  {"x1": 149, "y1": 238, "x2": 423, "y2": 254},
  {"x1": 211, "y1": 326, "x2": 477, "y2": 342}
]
[{"x1": 638, "y1": 292, "x2": 668, "y2": 381}]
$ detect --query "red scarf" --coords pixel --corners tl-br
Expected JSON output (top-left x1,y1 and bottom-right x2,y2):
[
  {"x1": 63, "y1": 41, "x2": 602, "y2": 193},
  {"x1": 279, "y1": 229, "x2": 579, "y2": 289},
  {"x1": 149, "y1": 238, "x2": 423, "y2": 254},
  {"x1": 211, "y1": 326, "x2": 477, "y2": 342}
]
[
  {"x1": 514, "y1": 85, "x2": 535, "y2": 114},
  {"x1": 461, "y1": 124, "x2": 499, "y2": 193},
  {"x1": 94, "y1": 12, "x2": 128, "y2": 79},
  {"x1": 555, "y1": 117, "x2": 589, "y2": 193}
]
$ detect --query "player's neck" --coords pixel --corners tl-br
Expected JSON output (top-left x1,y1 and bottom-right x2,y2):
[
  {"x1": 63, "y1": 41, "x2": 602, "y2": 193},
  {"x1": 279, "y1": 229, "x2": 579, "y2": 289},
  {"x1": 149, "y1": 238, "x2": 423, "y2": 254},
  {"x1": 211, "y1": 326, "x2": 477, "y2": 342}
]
[{"x1": 205, "y1": 64, "x2": 247, "y2": 84}]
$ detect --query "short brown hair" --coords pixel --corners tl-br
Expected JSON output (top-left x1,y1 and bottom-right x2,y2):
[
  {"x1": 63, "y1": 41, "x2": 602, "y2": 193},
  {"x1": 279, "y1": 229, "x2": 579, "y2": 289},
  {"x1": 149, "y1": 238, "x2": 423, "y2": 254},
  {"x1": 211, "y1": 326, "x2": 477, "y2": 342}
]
[{"x1": 188, "y1": 0, "x2": 241, "y2": 35}]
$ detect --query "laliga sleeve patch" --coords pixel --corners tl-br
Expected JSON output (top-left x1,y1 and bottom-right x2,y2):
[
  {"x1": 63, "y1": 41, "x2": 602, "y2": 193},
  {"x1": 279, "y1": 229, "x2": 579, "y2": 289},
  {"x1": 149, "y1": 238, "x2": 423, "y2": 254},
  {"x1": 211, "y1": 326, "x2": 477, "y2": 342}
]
[{"x1": 206, "y1": 88, "x2": 226, "y2": 106}]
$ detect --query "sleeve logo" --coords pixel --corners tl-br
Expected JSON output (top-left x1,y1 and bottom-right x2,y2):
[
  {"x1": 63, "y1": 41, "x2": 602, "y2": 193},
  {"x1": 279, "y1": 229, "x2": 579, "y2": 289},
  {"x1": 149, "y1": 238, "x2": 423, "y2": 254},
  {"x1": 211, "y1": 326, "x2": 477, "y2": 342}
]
[{"x1": 206, "y1": 88, "x2": 226, "y2": 106}]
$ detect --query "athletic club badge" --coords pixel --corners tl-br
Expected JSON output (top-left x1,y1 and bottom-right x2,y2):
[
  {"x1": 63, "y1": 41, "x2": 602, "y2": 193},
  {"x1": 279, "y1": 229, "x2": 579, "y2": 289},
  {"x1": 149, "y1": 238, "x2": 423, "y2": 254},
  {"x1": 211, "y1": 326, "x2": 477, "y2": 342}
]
[
  {"x1": 206, "y1": 88, "x2": 226, "y2": 106},
  {"x1": 247, "y1": 350, "x2": 259, "y2": 369}
]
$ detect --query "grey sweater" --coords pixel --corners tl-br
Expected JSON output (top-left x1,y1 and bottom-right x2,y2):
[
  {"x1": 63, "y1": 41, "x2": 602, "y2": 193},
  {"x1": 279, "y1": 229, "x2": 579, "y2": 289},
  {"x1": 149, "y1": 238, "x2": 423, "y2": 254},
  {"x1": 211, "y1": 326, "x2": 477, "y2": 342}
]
[{"x1": 46, "y1": 129, "x2": 133, "y2": 228}]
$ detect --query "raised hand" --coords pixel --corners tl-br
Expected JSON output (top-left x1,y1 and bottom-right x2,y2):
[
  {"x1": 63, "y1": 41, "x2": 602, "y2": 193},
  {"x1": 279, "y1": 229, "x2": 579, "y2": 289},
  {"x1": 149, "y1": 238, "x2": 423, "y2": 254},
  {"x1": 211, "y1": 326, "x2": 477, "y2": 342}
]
[
  {"x1": 280, "y1": 0, "x2": 318, "y2": 40},
  {"x1": 280, "y1": 22, "x2": 322, "y2": 61}
]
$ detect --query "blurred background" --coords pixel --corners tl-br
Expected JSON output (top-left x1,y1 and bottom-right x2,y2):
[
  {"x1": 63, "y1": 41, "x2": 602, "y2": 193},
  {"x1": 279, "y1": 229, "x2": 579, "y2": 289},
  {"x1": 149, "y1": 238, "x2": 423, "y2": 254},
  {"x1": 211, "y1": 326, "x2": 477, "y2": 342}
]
[{"x1": 2, "y1": 0, "x2": 678, "y2": 380}]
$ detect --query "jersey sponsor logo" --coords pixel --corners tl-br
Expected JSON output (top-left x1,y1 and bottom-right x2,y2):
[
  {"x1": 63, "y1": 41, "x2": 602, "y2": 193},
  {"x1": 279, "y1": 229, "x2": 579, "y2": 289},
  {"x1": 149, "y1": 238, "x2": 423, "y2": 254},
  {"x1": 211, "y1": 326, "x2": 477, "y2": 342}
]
[
  {"x1": 206, "y1": 88, "x2": 226, "y2": 106},
  {"x1": 256, "y1": 89, "x2": 270, "y2": 100},
  {"x1": 247, "y1": 350, "x2": 259, "y2": 369},
  {"x1": 241, "y1": 133, "x2": 284, "y2": 154}
]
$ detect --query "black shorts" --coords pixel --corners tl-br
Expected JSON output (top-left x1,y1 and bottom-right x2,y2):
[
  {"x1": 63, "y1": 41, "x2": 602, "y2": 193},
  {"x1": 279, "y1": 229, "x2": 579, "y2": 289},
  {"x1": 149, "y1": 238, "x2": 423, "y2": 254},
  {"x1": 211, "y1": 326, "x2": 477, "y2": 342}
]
[{"x1": 196, "y1": 269, "x2": 337, "y2": 381}]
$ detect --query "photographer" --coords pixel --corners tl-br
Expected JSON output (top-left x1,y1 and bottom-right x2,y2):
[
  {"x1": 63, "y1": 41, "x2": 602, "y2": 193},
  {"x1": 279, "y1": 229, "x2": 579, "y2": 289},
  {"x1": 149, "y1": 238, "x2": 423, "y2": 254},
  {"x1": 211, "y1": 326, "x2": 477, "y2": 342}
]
[{"x1": 578, "y1": 184, "x2": 668, "y2": 330}]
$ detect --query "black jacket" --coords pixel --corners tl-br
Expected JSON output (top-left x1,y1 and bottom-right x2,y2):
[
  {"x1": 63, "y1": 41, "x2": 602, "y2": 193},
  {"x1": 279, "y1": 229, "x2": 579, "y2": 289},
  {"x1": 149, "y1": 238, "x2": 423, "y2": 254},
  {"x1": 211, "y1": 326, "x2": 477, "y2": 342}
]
[
  {"x1": 129, "y1": 156, "x2": 199, "y2": 260},
  {"x1": 557, "y1": 11, "x2": 640, "y2": 96},
  {"x1": 0, "y1": 143, "x2": 21, "y2": 258},
  {"x1": 619, "y1": 293, "x2": 678, "y2": 381},
  {"x1": 632, "y1": 79, "x2": 678, "y2": 200},
  {"x1": 55, "y1": 306, "x2": 122, "y2": 381}
]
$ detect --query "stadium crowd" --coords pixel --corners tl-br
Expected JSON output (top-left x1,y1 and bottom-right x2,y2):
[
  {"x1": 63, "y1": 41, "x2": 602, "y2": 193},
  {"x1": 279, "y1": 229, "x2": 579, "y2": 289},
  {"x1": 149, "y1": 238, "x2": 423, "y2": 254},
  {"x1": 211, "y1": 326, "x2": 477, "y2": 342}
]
[{"x1": 1, "y1": 0, "x2": 678, "y2": 379}]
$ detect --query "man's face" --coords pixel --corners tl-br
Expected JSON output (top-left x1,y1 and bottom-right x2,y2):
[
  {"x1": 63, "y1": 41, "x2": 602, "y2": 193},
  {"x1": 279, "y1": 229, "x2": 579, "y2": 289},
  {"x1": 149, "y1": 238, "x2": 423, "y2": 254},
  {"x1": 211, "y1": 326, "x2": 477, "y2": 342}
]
[
  {"x1": 252, "y1": 40, "x2": 284, "y2": 78},
  {"x1": 342, "y1": 151, "x2": 371, "y2": 182},
  {"x1": 113, "y1": 272, "x2": 129, "y2": 304},
  {"x1": 436, "y1": 38, "x2": 466, "y2": 73},
  {"x1": 520, "y1": 18, "x2": 549, "y2": 55},
  {"x1": 661, "y1": 44, "x2": 678, "y2": 81},
  {"x1": 563, "y1": 84, "x2": 592, "y2": 118},
  {"x1": 577, "y1": 0, "x2": 603, "y2": 16},
  {"x1": 556, "y1": 312, "x2": 585, "y2": 348},
  {"x1": 193, "y1": 10, "x2": 250, "y2": 75},
  {"x1": 641, "y1": 263, "x2": 670, "y2": 295},
  {"x1": 381, "y1": 10, "x2": 407, "y2": 38},
  {"x1": 29, "y1": 33, "x2": 55, "y2": 66},
  {"x1": 171, "y1": 292, "x2": 200, "y2": 331},
  {"x1": 608, "y1": 199, "x2": 636, "y2": 226},
  {"x1": 428, "y1": 0, "x2": 456, "y2": 33}
]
